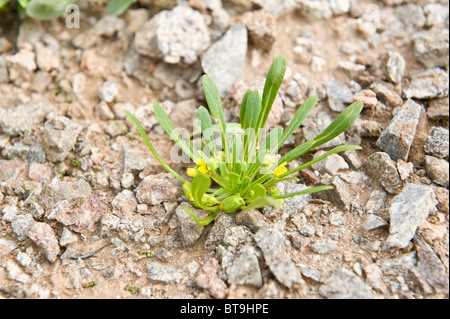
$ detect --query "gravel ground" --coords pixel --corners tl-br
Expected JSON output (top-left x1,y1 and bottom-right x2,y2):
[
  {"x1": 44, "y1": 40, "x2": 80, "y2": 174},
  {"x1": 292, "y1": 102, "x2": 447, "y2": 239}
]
[{"x1": 0, "y1": 0, "x2": 448, "y2": 299}]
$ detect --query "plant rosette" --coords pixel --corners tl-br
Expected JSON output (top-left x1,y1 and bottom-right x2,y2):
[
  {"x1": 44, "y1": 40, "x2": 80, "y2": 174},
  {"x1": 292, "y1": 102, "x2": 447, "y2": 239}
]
[{"x1": 126, "y1": 55, "x2": 363, "y2": 226}]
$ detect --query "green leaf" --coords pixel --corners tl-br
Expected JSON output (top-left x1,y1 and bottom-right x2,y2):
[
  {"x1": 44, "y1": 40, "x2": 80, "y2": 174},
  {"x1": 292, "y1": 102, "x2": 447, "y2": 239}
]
[
  {"x1": 124, "y1": 110, "x2": 188, "y2": 184},
  {"x1": 311, "y1": 100, "x2": 363, "y2": 147},
  {"x1": 26, "y1": 0, "x2": 74, "y2": 19},
  {"x1": 197, "y1": 106, "x2": 216, "y2": 157},
  {"x1": 153, "y1": 100, "x2": 199, "y2": 161},
  {"x1": 273, "y1": 185, "x2": 334, "y2": 199},
  {"x1": 256, "y1": 55, "x2": 287, "y2": 130},
  {"x1": 183, "y1": 205, "x2": 218, "y2": 226},
  {"x1": 277, "y1": 95, "x2": 317, "y2": 150},
  {"x1": 243, "y1": 90, "x2": 261, "y2": 130},
  {"x1": 246, "y1": 183, "x2": 267, "y2": 202},
  {"x1": 202, "y1": 75, "x2": 231, "y2": 167},
  {"x1": 243, "y1": 196, "x2": 280, "y2": 211},
  {"x1": 277, "y1": 145, "x2": 362, "y2": 179},
  {"x1": 240, "y1": 89, "x2": 252, "y2": 129},
  {"x1": 192, "y1": 173, "x2": 219, "y2": 211},
  {"x1": 107, "y1": 0, "x2": 135, "y2": 16}
]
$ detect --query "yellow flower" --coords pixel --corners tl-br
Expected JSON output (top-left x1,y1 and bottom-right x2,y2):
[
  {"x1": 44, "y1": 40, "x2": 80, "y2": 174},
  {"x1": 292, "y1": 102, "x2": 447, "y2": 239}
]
[
  {"x1": 273, "y1": 162, "x2": 288, "y2": 177},
  {"x1": 195, "y1": 158, "x2": 212, "y2": 174},
  {"x1": 188, "y1": 193, "x2": 194, "y2": 202},
  {"x1": 187, "y1": 168, "x2": 198, "y2": 177}
]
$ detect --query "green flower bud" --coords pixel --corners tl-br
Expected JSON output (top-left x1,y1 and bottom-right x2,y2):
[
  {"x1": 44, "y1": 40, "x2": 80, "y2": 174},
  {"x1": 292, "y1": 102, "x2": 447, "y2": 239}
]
[
  {"x1": 269, "y1": 186, "x2": 281, "y2": 197},
  {"x1": 202, "y1": 194, "x2": 219, "y2": 207},
  {"x1": 220, "y1": 194, "x2": 245, "y2": 213}
]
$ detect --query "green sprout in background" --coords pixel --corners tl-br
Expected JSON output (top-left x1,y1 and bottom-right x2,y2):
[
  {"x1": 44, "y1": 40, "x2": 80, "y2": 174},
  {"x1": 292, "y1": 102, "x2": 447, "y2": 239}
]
[{"x1": 125, "y1": 55, "x2": 363, "y2": 226}]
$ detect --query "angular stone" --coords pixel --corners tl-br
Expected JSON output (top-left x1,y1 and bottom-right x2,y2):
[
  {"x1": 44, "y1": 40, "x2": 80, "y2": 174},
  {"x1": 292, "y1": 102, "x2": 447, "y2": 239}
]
[
  {"x1": 425, "y1": 156, "x2": 449, "y2": 188},
  {"x1": 376, "y1": 99, "x2": 422, "y2": 161},
  {"x1": 195, "y1": 258, "x2": 228, "y2": 299},
  {"x1": 427, "y1": 98, "x2": 449, "y2": 120},
  {"x1": 240, "y1": 9, "x2": 276, "y2": 51},
  {"x1": 227, "y1": 245, "x2": 262, "y2": 287},
  {"x1": 0, "y1": 101, "x2": 54, "y2": 137},
  {"x1": 386, "y1": 184, "x2": 438, "y2": 249},
  {"x1": 254, "y1": 222, "x2": 303, "y2": 288},
  {"x1": 235, "y1": 209, "x2": 267, "y2": 233},
  {"x1": 147, "y1": 260, "x2": 184, "y2": 283},
  {"x1": 403, "y1": 68, "x2": 449, "y2": 100},
  {"x1": 134, "y1": 5, "x2": 210, "y2": 64},
  {"x1": 319, "y1": 266, "x2": 373, "y2": 299},
  {"x1": 367, "y1": 152, "x2": 403, "y2": 194},
  {"x1": 370, "y1": 81, "x2": 403, "y2": 108},
  {"x1": 363, "y1": 214, "x2": 389, "y2": 231},
  {"x1": 364, "y1": 188, "x2": 388, "y2": 215},
  {"x1": 316, "y1": 176, "x2": 353, "y2": 210},
  {"x1": 311, "y1": 239, "x2": 338, "y2": 254},
  {"x1": 382, "y1": 51, "x2": 406, "y2": 84},
  {"x1": 201, "y1": 24, "x2": 247, "y2": 97},
  {"x1": 26, "y1": 222, "x2": 60, "y2": 263},
  {"x1": 414, "y1": 29, "x2": 449, "y2": 69},
  {"x1": 412, "y1": 235, "x2": 449, "y2": 295},
  {"x1": 43, "y1": 116, "x2": 82, "y2": 163},
  {"x1": 135, "y1": 175, "x2": 178, "y2": 205},
  {"x1": 424, "y1": 126, "x2": 449, "y2": 159},
  {"x1": 326, "y1": 79, "x2": 354, "y2": 112},
  {"x1": 175, "y1": 203, "x2": 206, "y2": 247},
  {"x1": 204, "y1": 213, "x2": 237, "y2": 250},
  {"x1": 111, "y1": 190, "x2": 137, "y2": 217},
  {"x1": 2, "y1": 142, "x2": 46, "y2": 163}
]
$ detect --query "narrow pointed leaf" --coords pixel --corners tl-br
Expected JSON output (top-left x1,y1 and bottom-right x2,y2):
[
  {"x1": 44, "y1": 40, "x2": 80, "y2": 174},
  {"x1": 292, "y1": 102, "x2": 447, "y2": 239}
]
[
  {"x1": 183, "y1": 205, "x2": 218, "y2": 226},
  {"x1": 273, "y1": 185, "x2": 334, "y2": 199},
  {"x1": 243, "y1": 196, "x2": 280, "y2": 211},
  {"x1": 124, "y1": 110, "x2": 188, "y2": 184}
]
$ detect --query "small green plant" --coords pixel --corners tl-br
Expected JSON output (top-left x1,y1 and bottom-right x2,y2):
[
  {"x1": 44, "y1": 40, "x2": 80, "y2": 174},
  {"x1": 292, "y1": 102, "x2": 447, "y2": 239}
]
[{"x1": 125, "y1": 55, "x2": 363, "y2": 226}]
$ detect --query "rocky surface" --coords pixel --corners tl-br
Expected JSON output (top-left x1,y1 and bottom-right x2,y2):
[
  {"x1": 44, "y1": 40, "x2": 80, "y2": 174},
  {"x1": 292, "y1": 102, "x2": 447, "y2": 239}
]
[{"x1": 0, "y1": 0, "x2": 448, "y2": 300}]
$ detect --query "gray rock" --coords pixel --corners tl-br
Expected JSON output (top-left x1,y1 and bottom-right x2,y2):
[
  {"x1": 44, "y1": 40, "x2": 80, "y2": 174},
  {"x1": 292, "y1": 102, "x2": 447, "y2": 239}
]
[
  {"x1": 311, "y1": 239, "x2": 337, "y2": 254},
  {"x1": 423, "y1": 3, "x2": 449, "y2": 28},
  {"x1": 175, "y1": 203, "x2": 206, "y2": 247},
  {"x1": 298, "y1": 225, "x2": 315, "y2": 237},
  {"x1": 226, "y1": 245, "x2": 262, "y2": 287},
  {"x1": 414, "y1": 29, "x2": 449, "y2": 69},
  {"x1": 254, "y1": 222, "x2": 304, "y2": 288},
  {"x1": 201, "y1": 24, "x2": 248, "y2": 97},
  {"x1": 146, "y1": 261, "x2": 184, "y2": 283},
  {"x1": 312, "y1": 151, "x2": 348, "y2": 176},
  {"x1": 370, "y1": 81, "x2": 403, "y2": 108},
  {"x1": 2, "y1": 142, "x2": 46, "y2": 163},
  {"x1": 117, "y1": 216, "x2": 146, "y2": 242},
  {"x1": 252, "y1": 0, "x2": 298, "y2": 16},
  {"x1": 43, "y1": 116, "x2": 82, "y2": 163},
  {"x1": 376, "y1": 99, "x2": 422, "y2": 162},
  {"x1": 297, "y1": 0, "x2": 333, "y2": 21},
  {"x1": 223, "y1": 226, "x2": 254, "y2": 247},
  {"x1": 326, "y1": 79, "x2": 354, "y2": 112},
  {"x1": 319, "y1": 266, "x2": 373, "y2": 299},
  {"x1": 204, "y1": 213, "x2": 237, "y2": 250},
  {"x1": 386, "y1": 184, "x2": 438, "y2": 249},
  {"x1": 59, "y1": 227, "x2": 78, "y2": 247},
  {"x1": 353, "y1": 235, "x2": 381, "y2": 251},
  {"x1": 111, "y1": 190, "x2": 137, "y2": 217},
  {"x1": 134, "y1": 5, "x2": 210, "y2": 64},
  {"x1": 235, "y1": 209, "x2": 267, "y2": 233},
  {"x1": 425, "y1": 155, "x2": 449, "y2": 188},
  {"x1": 379, "y1": 252, "x2": 417, "y2": 276},
  {"x1": 135, "y1": 174, "x2": 178, "y2": 205},
  {"x1": 382, "y1": 51, "x2": 406, "y2": 84},
  {"x1": 0, "y1": 101, "x2": 54, "y2": 137},
  {"x1": 300, "y1": 266, "x2": 323, "y2": 282},
  {"x1": 367, "y1": 152, "x2": 403, "y2": 194},
  {"x1": 403, "y1": 68, "x2": 449, "y2": 100},
  {"x1": 11, "y1": 214, "x2": 35, "y2": 241},
  {"x1": 424, "y1": 126, "x2": 449, "y2": 159},
  {"x1": 412, "y1": 235, "x2": 449, "y2": 295},
  {"x1": 45, "y1": 178, "x2": 92, "y2": 207},
  {"x1": 274, "y1": 182, "x2": 312, "y2": 215},
  {"x1": 316, "y1": 176, "x2": 352, "y2": 210},
  {"x1": 363, "y1": 214, "x2": 389, "y2": 231},
  {"x1": 241, "y1": 9, "x2": 276, "y2": 51},
  {"x1": 98, "y1": 80, "x2": 119, "y2": 103},
  {"x1": 73, "y1": 15, "x2": 126, "y2": 49},
  {"x1": 5, "y1": 49, "x2": 36, "y2": 85}
]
